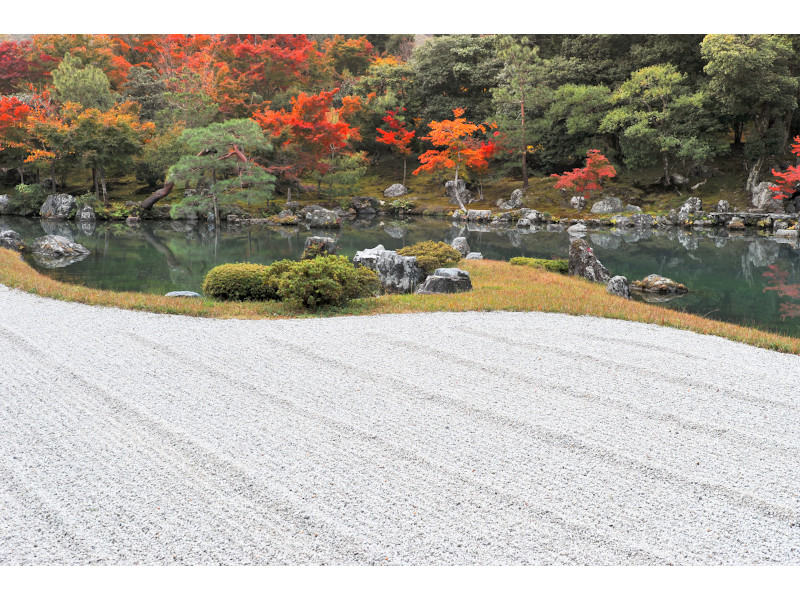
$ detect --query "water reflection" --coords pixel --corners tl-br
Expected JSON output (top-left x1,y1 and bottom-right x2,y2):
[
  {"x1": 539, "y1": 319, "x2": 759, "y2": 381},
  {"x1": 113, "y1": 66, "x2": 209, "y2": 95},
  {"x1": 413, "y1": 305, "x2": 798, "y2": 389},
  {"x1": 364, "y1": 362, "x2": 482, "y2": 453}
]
[{"x1": 2, "y1": 214, "x2": 799, "y2": 337}]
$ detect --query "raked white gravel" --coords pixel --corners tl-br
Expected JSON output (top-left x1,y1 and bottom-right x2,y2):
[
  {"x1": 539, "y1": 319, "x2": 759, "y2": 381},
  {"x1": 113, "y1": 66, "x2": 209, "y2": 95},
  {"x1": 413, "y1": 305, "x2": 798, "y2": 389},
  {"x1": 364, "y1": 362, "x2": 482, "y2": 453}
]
[{"x1": 1, "y1": 283, "x2": 799, "y2": 565}]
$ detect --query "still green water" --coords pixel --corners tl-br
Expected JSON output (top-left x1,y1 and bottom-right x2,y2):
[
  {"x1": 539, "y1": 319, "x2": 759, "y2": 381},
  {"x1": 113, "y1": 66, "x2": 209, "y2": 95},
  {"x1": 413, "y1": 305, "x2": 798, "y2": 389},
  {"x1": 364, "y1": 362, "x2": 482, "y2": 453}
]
[{"x1": 3, "y1": 215, "x2": 800, "y2": 338}]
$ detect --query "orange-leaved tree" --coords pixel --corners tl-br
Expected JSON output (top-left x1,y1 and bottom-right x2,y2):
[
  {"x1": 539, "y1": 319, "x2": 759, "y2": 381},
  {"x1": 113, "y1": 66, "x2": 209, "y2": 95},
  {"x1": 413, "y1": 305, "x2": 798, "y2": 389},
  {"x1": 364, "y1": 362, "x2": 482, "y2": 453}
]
[
  {"x1": 412, "y1": 107, "x2": 493, "y2": 211},
  {"x1": 253, "y1": 88, "x2": 362, "y2": 193},
  {"x1": 769, "y1": 135, "x2": 800, "y2": 202},
  {"x1": 551, "y1": 149, "x2": 616, "y2": 206},
  {"x1": 376, "y1": 107, "x2": 415, "y2": 188}
]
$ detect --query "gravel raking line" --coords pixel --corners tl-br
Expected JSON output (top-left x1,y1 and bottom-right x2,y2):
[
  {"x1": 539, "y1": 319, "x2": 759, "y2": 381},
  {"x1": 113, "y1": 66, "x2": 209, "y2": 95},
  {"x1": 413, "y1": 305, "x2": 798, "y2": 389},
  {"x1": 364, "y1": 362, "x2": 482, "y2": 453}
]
[{"x1": 1, "y1": 284, "x2": 799, "y2": 565}]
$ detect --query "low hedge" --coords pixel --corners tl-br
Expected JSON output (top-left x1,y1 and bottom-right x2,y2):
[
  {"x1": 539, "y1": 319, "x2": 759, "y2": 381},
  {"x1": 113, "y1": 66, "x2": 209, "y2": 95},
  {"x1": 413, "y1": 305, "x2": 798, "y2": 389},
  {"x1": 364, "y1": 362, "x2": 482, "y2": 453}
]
[
  {"x1": 202, "y1": 256, "x2": 380, "y2": 308},
  {"x1": 510, "y1": 257, "x2": 569, "y2": 274},
  {"x1": 397, "y1": 241, "x2": 462, "y2": 275}
]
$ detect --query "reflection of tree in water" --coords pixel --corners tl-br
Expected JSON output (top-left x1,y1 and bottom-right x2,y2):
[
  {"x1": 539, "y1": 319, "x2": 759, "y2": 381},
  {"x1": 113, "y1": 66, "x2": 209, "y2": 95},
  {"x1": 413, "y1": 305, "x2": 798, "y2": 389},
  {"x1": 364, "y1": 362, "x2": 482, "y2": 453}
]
[
  {"x1": 762, "y1": 265, "x2": 800, "y2": 320},
  {"x1": 140, "y1": 223, "x2": 187, "y2": 273}
]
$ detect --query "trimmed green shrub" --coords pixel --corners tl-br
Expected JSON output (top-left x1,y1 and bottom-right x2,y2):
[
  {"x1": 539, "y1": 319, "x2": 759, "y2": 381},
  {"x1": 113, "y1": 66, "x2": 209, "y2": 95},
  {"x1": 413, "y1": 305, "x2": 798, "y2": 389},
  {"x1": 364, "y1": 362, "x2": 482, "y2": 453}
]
[
  {"x1": 397, "y1": 240, "x2": 462, "y2": 275},
  {"x1": 202, "y1": 263, "x2": 270, "y2": 300},
  {"x1": 276, "y1": 255, "x2": 381, "y2": 308},
  {"x1": 510, "y1": 257, "x2": 569, "y2": 274},
  {"x1": 9, "y1": 183, "x2": 47, "y2": 216}
]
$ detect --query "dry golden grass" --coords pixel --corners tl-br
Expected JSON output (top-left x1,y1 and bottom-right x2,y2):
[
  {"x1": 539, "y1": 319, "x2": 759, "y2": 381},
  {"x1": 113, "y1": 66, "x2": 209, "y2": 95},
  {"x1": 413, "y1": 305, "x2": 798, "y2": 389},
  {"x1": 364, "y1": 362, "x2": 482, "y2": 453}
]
[{"x1": 2, "y1": 247, "x2": 798, "y2": 354}]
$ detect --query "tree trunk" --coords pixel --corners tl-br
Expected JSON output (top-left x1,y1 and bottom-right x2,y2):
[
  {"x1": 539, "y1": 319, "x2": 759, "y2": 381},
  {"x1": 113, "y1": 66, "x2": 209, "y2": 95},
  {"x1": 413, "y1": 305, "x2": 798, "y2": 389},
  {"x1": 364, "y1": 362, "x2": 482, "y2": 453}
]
[
  {"x1": 93, "y1": 165, "x2": 99, "y2": 199},
  {"x1": 662, "y1": 153, "x2": 671, "y2": 187},
  {"x1": 139, "y1": 181, "x2": 175, "y2": 213},
  {"x1": 733, "y1": 120, "x2": 742, "y2": 145},
  {"x1": 213, "y1": 198, "x2": 219, "y2": 226},
  {"x1": 746, "y1": 156, "x2": 765, "y2": 193},
  {"x1": 50, "y1": 160, "x2": 56, "y2": 193},
  {"x1": 453, "y1": 162, "x2": 467, "y2": 212},
  {"x1": 402, "y1": 157, "x2": 407, "y2": 189},
  {"x1": 99, "y1": 166, "x2": 108, "y2": 205},
  {"x1": 520, "y1": 90, "x2": 528, "y2": 189},
  {"x1": 17, "y1": 167, "x2": 24, "y2": 185}
]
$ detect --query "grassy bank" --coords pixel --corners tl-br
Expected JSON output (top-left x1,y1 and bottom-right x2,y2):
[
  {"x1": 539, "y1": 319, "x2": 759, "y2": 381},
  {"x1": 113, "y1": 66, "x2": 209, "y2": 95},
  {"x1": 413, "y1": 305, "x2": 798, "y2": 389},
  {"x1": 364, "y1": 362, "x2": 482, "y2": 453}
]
[{"x1": 2, "y1": 248, "x2": 798, "y2": 355}]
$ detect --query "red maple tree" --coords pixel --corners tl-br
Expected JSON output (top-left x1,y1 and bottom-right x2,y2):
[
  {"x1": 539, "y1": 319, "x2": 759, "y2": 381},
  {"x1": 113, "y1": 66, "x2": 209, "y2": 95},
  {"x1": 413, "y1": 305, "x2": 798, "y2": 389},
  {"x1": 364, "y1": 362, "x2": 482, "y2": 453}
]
[
  {"x1": 376, "y1": 107, "x2": 415, "y2": 188},
  {"x1": 769, "y1": 135, "x2": 800, "y2": 201},
  {"x1": 413, "y1": 107, "x2": 494, "y2": 211},
  {"x1": 551, "y1": 149, "x2": 617, "y2": 206}
]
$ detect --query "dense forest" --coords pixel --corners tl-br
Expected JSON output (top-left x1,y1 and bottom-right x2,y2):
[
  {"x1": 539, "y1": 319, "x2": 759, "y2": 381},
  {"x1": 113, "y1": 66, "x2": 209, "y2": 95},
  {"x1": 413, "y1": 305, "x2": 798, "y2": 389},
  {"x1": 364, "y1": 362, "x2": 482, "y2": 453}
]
[{"x1": 1, "y1": 33, "x2": 800, "y2": 215}]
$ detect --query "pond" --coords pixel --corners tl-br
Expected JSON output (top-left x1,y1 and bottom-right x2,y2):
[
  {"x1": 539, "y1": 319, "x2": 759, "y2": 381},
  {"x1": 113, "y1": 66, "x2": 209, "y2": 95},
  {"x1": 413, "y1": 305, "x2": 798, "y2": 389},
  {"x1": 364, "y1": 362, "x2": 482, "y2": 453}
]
[{"x1": 3, "y1": 215, "x2": 800, "y2": 338}]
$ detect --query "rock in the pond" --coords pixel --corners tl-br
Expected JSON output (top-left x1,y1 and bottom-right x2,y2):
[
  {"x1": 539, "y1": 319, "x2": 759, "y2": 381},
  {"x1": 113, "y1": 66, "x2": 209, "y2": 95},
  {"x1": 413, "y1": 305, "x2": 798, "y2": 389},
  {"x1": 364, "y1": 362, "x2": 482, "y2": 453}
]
[
  {"x1": 567, "y1": 223, "x2": 587, "y2": 235},
  {"x1": 416, "y1": 268, "x2": 473, "y2": 295},
  {"x1": 715, "y1": 199, "x2": 731, "y2": 213},
  {"x1": 631, "y1": 274, "x2": 688, "y2": 294},
  {"x1": 590, "y1": 196, "x2": 624, "y2": 214},
  {"x1": 519, "y1": 208, "x2": 544, "y2": 223},
  {"x1": 75, "y1": 204, "x2": 96, "y2": 221},
  {"x1": 40, "y1": 194, "x2": 76, "y2": 220},
  {"x1": 305, "y1": 208, "x2": 342, "y2": 228},
  {"x1": 516, "y1": 218, "x2": 531, "y2": 228},
  {"x1": 466, "y1": 209, "x2": 492, "y2": 221},
  {"x1": 445, "y1": 179, "x2": 473, "y2": 206},
  {"x1": 352, "y1": 245, "x2": 425, "y2": 294},
  {"x1": 351, "y1": 196, "x2": 380, "y2": 214},
  {"x1": 570, "y1": 196, "x2": 586, "y2": 210},
  {"x1": 451, "y1": 236, "x2": 470, "y2": 257},
  {"x1": 774, "y1": 228, "x2": 799, "y2": 238},
  {"x1": 606, "y1": 275, "x2": 631, "y2": 299},
  {"x1": 384, "y1": 183, "x2": 407, "y2": 198},
  {"x1": 614, "y1": 213, "x2": 656, "y2": 229},
  {"x1": 464, "y1": 252, "x2": 483, "y2": 260},
  {"x1": 677, "y1": 196, "x2": 703, "y2": 221},
  {"x1": 303, "y1": 236, "x2": 338, "y2": 255},
  {"x1": 165, "y1": 291, "x2": 202, "y2": 298},
  {"x1": 750, "y1": 181, "x2": 784, "y2": 213},
  {"x1": 0, "y1": 229, "x2": 26, "y2": 252},
  {"x1": 623, "y1": 204, "x2": 642, "y2": 213},
  {"x1": 31, "y1": 234, "x2": 90, "y2": 257},
  {"x1": 568, "y1": 237, "x2": 611, "y2": 283},
  {"x1": 126, "y1": 216, "x2": 140, "y2": 225},
  {"x1": 727, "y1": 217, "x2": 745, "y2": 230},
  {"x1": 0, "y1": 195, "x2": 10, "y2": 214}
]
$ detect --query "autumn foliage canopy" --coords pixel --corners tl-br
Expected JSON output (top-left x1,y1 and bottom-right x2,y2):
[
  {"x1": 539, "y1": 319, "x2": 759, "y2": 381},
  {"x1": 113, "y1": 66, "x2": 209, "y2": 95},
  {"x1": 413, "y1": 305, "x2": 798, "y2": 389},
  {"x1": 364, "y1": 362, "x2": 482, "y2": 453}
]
[
  {"x1": 551, "y1": 149, "x2": 617, "y2": 201},
  {"x1": 769, "y1": 135, "x2": 800, "y2": 201}
]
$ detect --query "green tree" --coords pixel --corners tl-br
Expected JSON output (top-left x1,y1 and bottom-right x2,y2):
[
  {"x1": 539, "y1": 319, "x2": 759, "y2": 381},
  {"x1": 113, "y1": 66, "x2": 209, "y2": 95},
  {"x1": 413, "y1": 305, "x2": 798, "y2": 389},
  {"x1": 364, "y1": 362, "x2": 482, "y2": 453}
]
[
  {"x1": 167, "y1": 119, "x2": 276, "y2": 223},
  {"x1": 493, "y1": 35, "x2": 539, "y2": 188},
  {"x1": 408, "y1": 35, "x2": 502, "y2": 126},
  {"x1": 64, "y1": 101, "x2": 154, "y2": 203},
  {"x1": 701, "y1": 34, "x2": 800, "y2": 191},
  {"x1": 51, "y1": 52, "x2": 115, "y2": 110},
  {"x1": 122, "y1": 66, "x2": 167, "y2": 122},
  {"x1": 601, "y1": 64, "x2": 725, "y2": 185}
]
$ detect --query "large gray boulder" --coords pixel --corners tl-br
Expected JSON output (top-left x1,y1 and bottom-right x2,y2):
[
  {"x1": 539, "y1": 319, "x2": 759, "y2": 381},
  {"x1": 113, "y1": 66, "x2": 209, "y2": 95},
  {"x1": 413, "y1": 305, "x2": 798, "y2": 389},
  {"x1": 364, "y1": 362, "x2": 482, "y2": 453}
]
[
  {"x1": 384, "y1": 183, "x2": 407, "y2": 197},
  {"x1": 352, "y1": 245, "x2": 425, "y2": 294},
  {"x1": 445, "y1": 179, "x2": 473, "y2": 206},
  {"x1": 466, "y1": 209, "x2": 492, "y2": 221},
  {"x1": 40, "y1": 194, "x2": 77, "y2": 220},
  {"x1": 451, "y1": 236, "x2": 470, "y2": 257},
  {"x1": 75, "y1": 204, "x2": 96, "y2": 222},
  {"x1": 351, "y1": 196, "x2": 380, "y2": 214},
  {"x1": 606, "y1": 275, "x2": 631, "y2": 299},
  {"x1": 614, "y1": 213, "x2": 656, "y2": 229},
  {"x1": 32, "y1": 234, "x2": 90, "y2": 257},
  {"x1": 568, "y1": 238, "x2": 610, "y2": 283},
  {"x1": 751, "y1": 181, "x2": 784, "y2": 213},
  {"x1": 0, "y1": 195, "x2": 10, "y2": 214},
  {"x1": 631, "y1": 274, "x2": 688, "y2": 295},
  {"x1": 303, "y1": 236, "x2": 338, "y2": 256},
  {"x1": 570, "y1": 196, "x2": 586, "y2": 210},
  {"x1": 498, "y1": 189, "x2": 524, "y2": 210},
  {"x1": 715, "y1": 199, "x2": 731, "y2": 213},
  {"x1": 416, "y1": 268, "x2": 473, "y2": 295},
  {"x1": 305, "y1": 208, "x2": 342, "y2": 228},
  {"x1": 0, "y1": 230, "x2": 26, "y2": 252},
  {"x1": 590, "y1": 196, "x2": 624, "y2": 214}
]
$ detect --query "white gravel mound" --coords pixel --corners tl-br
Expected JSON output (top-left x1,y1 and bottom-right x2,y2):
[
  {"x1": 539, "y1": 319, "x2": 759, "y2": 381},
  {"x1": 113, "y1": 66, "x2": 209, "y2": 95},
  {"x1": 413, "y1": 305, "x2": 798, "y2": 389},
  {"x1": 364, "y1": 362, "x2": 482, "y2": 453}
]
[{"x1": 1, "y1": 284, "x2": 798, "y2": 565}]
